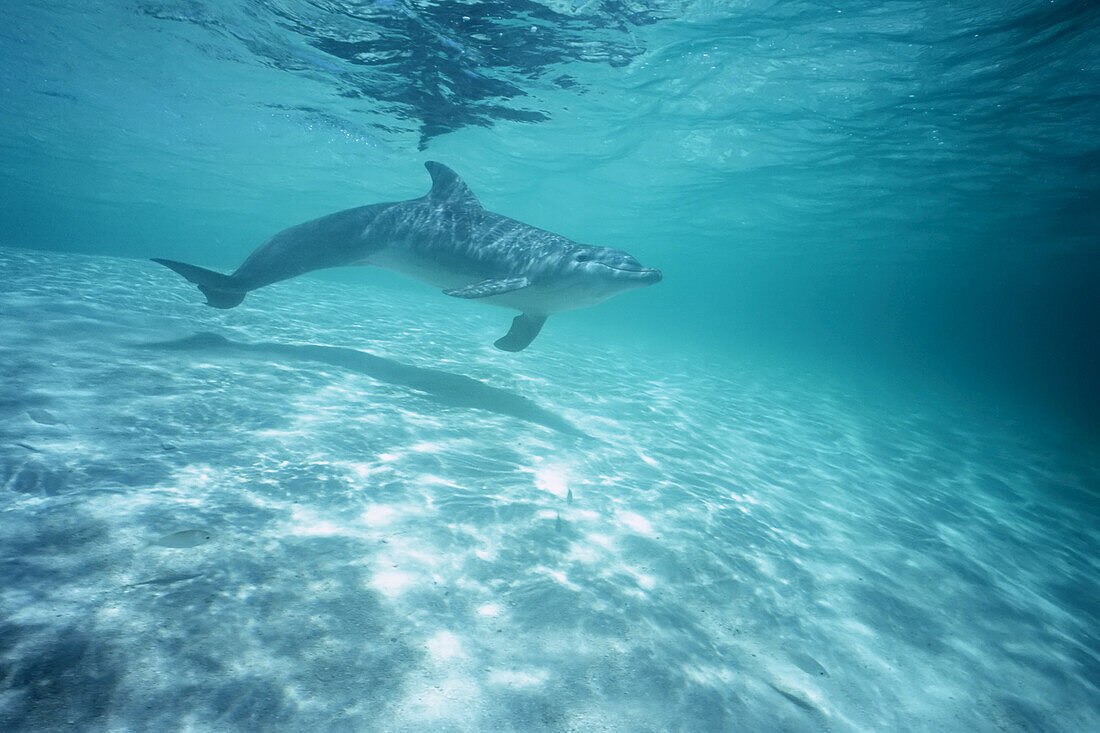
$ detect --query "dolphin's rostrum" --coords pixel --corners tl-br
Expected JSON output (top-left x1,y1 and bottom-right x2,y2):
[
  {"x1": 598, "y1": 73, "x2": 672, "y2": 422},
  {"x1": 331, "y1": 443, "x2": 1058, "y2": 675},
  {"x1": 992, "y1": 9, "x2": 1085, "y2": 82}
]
[{"x1": 153, "y1": 162, "x2": 662, "y2": 351}]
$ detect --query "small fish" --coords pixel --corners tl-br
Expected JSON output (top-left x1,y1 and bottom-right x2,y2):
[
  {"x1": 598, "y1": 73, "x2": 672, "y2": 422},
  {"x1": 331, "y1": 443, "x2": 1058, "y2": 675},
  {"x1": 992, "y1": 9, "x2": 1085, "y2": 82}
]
[
  {"x1": 129, "y1": 572, "x2": 203, "y2": 587},
  {"x1": 555, "y1": 513, "x2": 563, "y2": 533},
  {"x1": 566, "y1": 489, "x2": 573, "y2": 504},
  {"x1": 790, "y1": 652, "x2": 829, "y2": 677},
  {"x1": 27, "y1": 409, "x2": 64, "y2": 426},
  {"x1": 152, "y1": 529, "x2": 213, "y2": 548}
]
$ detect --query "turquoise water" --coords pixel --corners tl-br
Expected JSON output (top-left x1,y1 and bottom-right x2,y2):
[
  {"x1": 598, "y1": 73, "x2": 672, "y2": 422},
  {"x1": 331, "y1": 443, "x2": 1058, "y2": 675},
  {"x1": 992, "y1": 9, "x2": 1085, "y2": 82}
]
[{"x1": 1, "y1": 2, "x2": 1098, "y2": 731}]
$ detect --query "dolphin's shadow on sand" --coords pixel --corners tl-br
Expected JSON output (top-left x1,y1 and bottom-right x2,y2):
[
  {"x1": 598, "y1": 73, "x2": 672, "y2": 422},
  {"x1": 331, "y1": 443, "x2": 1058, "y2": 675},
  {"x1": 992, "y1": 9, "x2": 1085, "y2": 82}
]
[{"x1": 137, "y1": 333, "x2": 588, "y2": 438}]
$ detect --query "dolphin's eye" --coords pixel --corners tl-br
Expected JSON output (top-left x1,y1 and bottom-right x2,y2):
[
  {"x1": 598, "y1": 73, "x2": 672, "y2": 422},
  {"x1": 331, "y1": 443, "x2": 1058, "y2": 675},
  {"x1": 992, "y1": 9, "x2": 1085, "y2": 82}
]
[{"x1": 575, "y1": 253, "x2": 592, "y2": 262}]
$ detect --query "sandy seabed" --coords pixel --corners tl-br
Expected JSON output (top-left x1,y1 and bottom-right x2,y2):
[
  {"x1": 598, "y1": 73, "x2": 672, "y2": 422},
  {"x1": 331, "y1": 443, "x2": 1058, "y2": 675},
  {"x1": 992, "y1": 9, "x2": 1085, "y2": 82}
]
[{"x1": 1, "y1": 246, "x2": 1097, "y2": 731}]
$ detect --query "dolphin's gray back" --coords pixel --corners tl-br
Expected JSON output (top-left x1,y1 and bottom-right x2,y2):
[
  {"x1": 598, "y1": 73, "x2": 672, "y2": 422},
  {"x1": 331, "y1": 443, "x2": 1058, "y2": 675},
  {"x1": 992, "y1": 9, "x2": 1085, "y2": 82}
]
[
  {"x1": 232, "y1": 162, "x2": 576, "y2": 294},
  {"x1": 366, "y1": 202, "x2": 573, "y2": 286},
  {"x1": 363, "y1": 160, "x2": 577, "y2": 290}
]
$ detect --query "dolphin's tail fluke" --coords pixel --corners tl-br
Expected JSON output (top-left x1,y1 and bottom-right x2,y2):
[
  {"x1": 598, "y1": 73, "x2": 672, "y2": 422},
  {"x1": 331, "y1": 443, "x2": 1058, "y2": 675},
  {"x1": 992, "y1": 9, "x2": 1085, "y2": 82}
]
[{"x1": 151, "y1": 258, "x2": 247, "y2": 309}]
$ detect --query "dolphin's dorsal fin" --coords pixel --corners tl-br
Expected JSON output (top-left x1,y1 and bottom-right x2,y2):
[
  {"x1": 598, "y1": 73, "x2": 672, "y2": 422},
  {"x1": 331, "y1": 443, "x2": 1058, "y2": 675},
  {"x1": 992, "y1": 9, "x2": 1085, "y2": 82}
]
[{"x1": 425, "y1": 161, "x2": 481, "y2": 208}]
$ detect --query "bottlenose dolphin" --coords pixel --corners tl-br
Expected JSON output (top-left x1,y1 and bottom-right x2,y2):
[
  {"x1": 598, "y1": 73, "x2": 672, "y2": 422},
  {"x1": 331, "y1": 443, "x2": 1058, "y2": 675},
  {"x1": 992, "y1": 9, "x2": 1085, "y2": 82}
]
[{"x1": 153, "y1": 162, "x2": 662, "y2": 351}]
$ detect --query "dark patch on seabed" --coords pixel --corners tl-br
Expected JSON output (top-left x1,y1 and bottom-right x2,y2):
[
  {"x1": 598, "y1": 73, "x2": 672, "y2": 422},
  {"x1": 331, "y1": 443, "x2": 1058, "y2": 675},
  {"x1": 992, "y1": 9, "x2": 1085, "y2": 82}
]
[
  {"x1": 1, "y1": 246, "x2": 1098, "y2": 730},
  {"x1": 136, "y1": 332, "x2": 589, "y2": 439}
]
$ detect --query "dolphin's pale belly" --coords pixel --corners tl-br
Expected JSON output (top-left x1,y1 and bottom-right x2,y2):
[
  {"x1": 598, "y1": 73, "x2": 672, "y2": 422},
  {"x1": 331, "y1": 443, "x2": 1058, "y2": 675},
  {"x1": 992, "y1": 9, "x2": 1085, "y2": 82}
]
[
  {"x1": 364, "y1": 244, "x2": 478, "y2": 291},
  {"x1": 365, "y1": 242, "x2": 611, "y2": 316},
  {"x1": 481, "y1": 286, "x2": 612, "y2": 315}
]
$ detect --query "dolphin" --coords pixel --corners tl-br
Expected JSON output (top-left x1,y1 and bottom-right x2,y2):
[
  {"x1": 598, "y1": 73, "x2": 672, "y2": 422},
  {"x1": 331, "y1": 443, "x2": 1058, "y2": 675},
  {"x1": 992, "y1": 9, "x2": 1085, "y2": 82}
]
[{"x1": 152, "y1": 162, "x2": 662, "y2": 351}]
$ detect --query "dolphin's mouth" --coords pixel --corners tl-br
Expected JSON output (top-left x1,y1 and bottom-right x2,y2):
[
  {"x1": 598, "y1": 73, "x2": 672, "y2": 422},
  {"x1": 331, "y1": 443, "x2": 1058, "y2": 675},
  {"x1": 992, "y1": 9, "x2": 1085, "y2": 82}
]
[{"x1": 599, "y1": 263, "x2": 663, "y2": 284}]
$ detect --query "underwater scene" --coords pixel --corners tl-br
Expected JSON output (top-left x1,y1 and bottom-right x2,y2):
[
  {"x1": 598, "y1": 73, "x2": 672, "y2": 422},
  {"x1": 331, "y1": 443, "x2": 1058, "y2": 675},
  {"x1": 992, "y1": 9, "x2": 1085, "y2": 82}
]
[{"x1": 1, "y1": 1, "x2": 1097, "y2": 731}]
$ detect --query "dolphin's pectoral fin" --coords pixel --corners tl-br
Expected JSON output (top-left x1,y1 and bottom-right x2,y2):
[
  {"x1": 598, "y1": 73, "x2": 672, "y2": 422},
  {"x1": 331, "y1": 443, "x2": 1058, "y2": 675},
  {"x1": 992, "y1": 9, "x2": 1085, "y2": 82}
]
[
  {"x1": 494, "y1": 314, "x2": 547, "y2": 352},
  {"x1": 443, "y1": 277, "x2": 530, "y2": 299}
]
